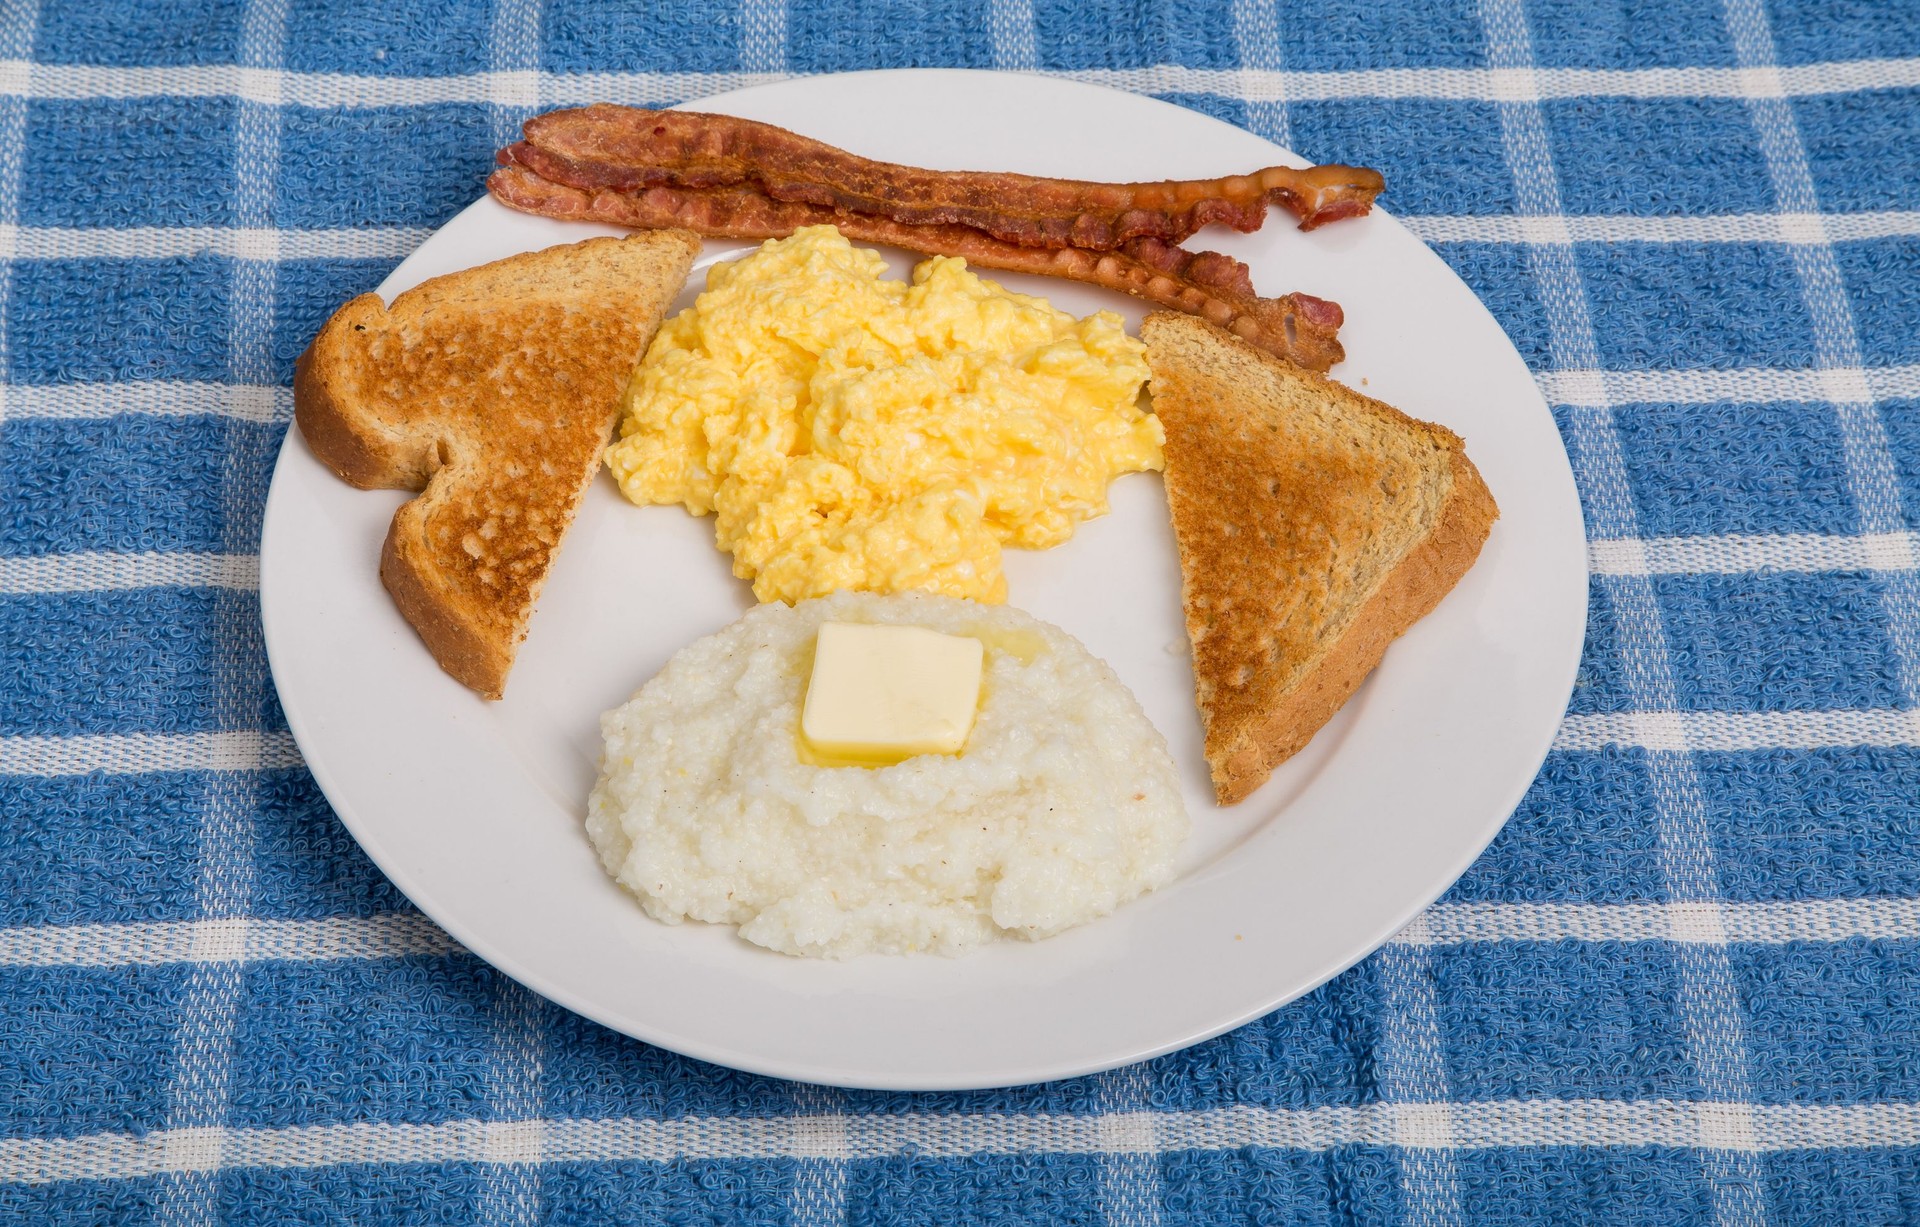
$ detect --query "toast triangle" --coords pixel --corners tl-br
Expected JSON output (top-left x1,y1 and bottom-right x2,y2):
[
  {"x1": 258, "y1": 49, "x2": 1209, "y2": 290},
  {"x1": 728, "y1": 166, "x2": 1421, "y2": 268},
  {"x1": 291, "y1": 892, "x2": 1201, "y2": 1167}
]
[
  {"x1": 1141, "y1": 311, "x2": 1498, "y2": 804},
  {"x1": 294, "y1": 231, "x2": 699, "y2": 698}
]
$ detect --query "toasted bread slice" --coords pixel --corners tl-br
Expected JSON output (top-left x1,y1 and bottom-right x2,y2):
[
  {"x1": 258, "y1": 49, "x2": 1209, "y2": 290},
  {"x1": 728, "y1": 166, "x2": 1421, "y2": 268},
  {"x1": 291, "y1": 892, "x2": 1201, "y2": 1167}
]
[
  {"x1": 1141, "y1": 311, "x2": 1498, "y2": 804},
  {"x1": 294, "y1": 231, "x2": 699, "y2": 699}
]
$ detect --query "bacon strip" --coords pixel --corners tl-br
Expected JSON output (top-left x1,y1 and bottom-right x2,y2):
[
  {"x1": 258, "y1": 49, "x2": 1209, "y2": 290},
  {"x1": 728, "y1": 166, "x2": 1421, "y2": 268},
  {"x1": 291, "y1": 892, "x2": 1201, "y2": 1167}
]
[
  {"x1": 488, "y1": 164, "x2": 1347, "y2": 372},
  {"x1": 511, "y1": 104, "x2": 1384, "y2": 250}
]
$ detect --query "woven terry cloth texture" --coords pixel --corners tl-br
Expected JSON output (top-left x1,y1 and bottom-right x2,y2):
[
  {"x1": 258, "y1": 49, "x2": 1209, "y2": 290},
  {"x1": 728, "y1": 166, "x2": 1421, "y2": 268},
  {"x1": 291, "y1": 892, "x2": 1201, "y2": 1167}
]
[{"x1": 3, "y1": 0, "x2": 1920, "y2": 1221}]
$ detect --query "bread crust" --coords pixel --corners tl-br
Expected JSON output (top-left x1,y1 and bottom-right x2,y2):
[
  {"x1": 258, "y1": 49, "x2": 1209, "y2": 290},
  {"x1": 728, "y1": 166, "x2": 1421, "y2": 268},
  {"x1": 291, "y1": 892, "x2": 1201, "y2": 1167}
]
[
  {"x1": 294, "y1": 295, "x2": 421, "y2": 490},
  {"x1": 1211, "y1": 450, "x2": 1497, "y2": 803},
  {"x1": 379, "y1": 508, "x2": 512, "y2": 698},
  {"x1": 292, "y1": 231, "x2": 700, "y2": 699}
]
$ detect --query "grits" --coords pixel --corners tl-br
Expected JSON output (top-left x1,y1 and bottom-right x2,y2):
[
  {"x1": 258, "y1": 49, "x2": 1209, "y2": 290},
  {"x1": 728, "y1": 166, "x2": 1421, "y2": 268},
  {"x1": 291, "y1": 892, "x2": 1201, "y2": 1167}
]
[{"x1": 587, "y1": 592, "x2": 1188, "y2": 959}]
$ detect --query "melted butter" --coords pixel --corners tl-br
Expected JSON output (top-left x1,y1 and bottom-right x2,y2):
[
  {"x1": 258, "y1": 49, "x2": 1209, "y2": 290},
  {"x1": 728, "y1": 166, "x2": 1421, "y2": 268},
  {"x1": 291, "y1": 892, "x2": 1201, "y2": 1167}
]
[
  {"x1": 967, "y1": 625, "x2": 1046, "y2": 664},
  {"x1": 794, "y1": 727, "x2": 924, "y2": 769}
]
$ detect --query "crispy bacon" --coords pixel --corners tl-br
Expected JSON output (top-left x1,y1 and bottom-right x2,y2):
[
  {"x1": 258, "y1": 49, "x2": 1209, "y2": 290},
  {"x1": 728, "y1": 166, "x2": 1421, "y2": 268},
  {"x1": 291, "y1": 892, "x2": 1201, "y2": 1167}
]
[
  {"x1": 510, "y1": 104, "x2": 1384, "y2": 250},
  {"x1": 488, "y1": 163, "x2": 1347, "y2": 372}
]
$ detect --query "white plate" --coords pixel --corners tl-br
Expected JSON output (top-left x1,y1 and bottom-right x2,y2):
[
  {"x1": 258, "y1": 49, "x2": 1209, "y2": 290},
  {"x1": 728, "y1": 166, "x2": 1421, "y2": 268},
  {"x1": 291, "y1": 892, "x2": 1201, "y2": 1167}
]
[{"x1": 260, "y1": 69, "x2": 1587, "y2": 1090}]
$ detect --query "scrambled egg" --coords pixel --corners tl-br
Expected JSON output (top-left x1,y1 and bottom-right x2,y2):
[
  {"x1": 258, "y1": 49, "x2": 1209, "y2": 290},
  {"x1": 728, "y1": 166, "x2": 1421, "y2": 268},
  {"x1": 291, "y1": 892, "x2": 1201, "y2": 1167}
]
[{"x1": 606, "y1": 226, "x2": 1162, "y2": 604}]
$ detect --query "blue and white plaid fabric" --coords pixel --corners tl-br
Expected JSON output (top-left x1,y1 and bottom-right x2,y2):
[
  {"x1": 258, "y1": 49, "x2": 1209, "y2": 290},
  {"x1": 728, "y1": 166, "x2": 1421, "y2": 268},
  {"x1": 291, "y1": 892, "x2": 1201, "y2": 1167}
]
[{"x1": 3, "y1": 0, "x2": 1918, "y2": 1221}]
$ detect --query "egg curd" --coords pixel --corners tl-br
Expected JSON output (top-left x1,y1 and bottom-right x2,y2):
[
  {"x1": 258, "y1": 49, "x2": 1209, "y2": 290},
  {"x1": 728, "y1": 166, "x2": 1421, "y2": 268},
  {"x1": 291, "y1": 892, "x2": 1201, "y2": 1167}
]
[{"x1": 605, "y1": 225, "x2": 1163, "y2": 603}]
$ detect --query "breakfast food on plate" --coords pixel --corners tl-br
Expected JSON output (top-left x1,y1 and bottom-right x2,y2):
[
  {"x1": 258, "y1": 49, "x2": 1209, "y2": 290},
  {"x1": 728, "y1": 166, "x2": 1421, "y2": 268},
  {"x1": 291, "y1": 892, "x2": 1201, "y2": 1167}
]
[
  {"x1": 588, "y1": 591, "x2": 1190, "y2": 959},
  {"x1": 295, "y1": 231, "x2": 699, "y2": 698},
  {"x1": 606, "y1": 225, "x2": 1163, "y2": 604},
  {"x1": 1141, "y1": 311, "x2": 1498, "y2": 805},
  {"x1": 503, "y1": 104, "x2": 1384, "y2": 244},
  {"x1": 285, "y1": 95, "x2": 1512, "y2": 977},
  {"x1": 489, "y1": 105, "x2": 1384, "y2": 372}
]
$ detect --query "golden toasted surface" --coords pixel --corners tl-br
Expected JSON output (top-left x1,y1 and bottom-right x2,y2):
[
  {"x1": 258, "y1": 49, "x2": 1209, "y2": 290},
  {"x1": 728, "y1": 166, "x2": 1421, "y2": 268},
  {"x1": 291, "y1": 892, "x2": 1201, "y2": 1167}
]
[
  {"x1": 294, "y1": 231, "x2": 700, "y2": 697},
  {"x1": 1142, "y1": 311, "x2": 1497, "y2": 803}
]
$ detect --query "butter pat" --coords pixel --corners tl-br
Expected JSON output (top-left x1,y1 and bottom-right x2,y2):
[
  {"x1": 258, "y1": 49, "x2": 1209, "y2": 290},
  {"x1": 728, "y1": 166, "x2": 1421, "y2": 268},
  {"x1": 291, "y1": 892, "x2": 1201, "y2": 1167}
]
[{"x1": 801, "y1": 622, "x2": 984, "y2": 766}]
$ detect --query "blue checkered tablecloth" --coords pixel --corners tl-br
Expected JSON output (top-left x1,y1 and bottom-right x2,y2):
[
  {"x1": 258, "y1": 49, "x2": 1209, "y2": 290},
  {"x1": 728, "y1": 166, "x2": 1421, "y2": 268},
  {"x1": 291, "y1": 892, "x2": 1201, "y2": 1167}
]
[{"x1": 3, "y1": 0, "x2": 1918, "y2": 1222}]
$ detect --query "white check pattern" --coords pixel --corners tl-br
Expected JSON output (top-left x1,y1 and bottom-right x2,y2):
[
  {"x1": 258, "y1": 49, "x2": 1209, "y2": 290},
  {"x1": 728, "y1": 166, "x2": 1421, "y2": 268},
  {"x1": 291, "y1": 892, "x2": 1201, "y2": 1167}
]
[
  {"x1": 0, "y1": 57, "x2": 1914, "y2": 106},
  {"x1": 0, "y1": 0, "x2": 1916, "y2": 1218},
  {"x1": 1485, "y1": 0, "x2": 1769, "y2": 1213},
  {"x1": 7, "y1": 1100, "x2": 1920, "y2": 1187},
  {"x1": 151, "y1": 1, "x2": 289, "y2": 1221}
]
